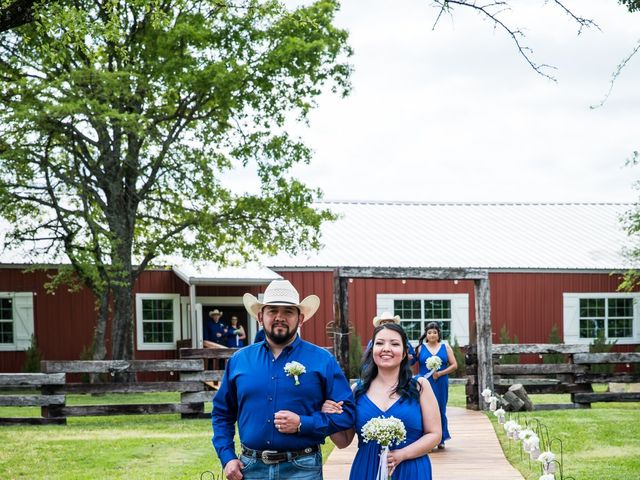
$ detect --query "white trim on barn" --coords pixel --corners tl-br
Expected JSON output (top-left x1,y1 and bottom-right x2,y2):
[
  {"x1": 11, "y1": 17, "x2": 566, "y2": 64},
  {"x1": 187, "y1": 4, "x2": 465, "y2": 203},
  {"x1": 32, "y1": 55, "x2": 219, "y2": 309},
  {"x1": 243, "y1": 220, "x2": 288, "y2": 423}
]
[{"x1": 0, "y1": 292, "x2": 34, "y2": 351}]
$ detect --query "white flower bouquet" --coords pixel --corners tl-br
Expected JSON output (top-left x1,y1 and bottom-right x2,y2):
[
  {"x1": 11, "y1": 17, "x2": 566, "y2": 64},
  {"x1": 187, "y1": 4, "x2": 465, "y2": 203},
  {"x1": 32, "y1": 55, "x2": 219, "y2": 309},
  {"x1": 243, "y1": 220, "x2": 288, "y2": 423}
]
[
  {"x1": 489, "y1": 395, "x2": 498, "y2": 411},
  {"x1": 362, "y1": 416, "x2": 407, "y2": 480},
  {"x1": 424, "y1": 355, "x2": 442, "y2": 379},
  {"x1": 493, "y1": 407, "x2": 506, "y2": 424},
  {"x1": 284, "y1": 361, "x2": 306, "y2": 386},
  {"x1": 519, "y1": 429, "x2": 535, "y2": 452}
]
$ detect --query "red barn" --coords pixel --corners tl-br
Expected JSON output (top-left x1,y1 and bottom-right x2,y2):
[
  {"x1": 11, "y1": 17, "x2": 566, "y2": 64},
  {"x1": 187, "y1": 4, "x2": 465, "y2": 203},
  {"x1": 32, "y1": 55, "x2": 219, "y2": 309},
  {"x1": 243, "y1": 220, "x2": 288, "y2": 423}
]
[{"x1": 1, "y1": 202, "x2": 638, "y2": 372}]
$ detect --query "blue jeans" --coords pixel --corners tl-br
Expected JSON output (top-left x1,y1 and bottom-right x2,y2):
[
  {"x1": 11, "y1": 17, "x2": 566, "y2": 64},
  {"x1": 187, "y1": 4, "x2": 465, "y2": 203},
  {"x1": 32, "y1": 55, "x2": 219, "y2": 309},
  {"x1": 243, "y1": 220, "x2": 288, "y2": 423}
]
[{"x1": 239, "y1": 451, "x2": 323, "y2": 480}]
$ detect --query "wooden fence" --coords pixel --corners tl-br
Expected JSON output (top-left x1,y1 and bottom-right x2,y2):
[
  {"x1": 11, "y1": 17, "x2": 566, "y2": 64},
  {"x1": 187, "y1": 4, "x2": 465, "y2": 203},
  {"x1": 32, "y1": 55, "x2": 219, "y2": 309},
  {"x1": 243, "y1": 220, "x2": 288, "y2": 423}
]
[
  {"x1": 0, "y1": 357, "x2": 220, "y2": 425},
  {"x1": 465, "y1": 344, "x2": 640, "y2": 410}
]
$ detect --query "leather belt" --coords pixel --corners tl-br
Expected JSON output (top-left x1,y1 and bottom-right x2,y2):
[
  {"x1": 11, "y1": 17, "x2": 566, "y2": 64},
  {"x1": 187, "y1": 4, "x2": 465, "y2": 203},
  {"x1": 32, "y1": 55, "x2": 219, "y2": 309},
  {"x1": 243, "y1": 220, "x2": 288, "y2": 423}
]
[{"x1": 241, "y1": 445, "x2": 319, "y2": 465}]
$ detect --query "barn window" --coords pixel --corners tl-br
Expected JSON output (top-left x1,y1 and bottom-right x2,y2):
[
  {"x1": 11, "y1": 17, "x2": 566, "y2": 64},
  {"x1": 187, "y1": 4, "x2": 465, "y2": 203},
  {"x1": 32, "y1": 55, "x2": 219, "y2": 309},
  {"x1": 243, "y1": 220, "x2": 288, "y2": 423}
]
[
  {"x1": 135, "y1": 294, "x2": 180, "y2": 350},
  {"x1": 0, "y1": 298, "x2": 14, "y2": 344},
  {"x1": 378, "y1": 294, "x2": 469, "y2": 346},
  {"x1": 563, "y1": 293, "x2": 639, "y2": 345},
  {"x1": 579, "y1": 298, "x2": 633, "y2": 339}
]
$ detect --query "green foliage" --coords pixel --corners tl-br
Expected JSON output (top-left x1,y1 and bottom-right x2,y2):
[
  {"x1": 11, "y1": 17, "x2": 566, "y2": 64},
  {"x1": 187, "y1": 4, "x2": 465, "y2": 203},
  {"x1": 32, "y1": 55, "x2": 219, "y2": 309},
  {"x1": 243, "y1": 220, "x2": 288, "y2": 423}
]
[
  {"x1": 498, "y1": 324, "x2": 520, "y2": 364},
  {"x1": 542, "y1": 324, "x2": 565, "y2": 364},
  {"x1": 0, "y1": 0, "x2": 351, "y2": 358},
  {"x1": 348, "y1": 333, "x2": 363, "y2": 380},
  {"x1": 619, "y1": 0, "x2": 640, "y2": 12},
  {"x1": 589, "y1": 331, "x2": 617, "y2": 374},
  {"x1": 450, "y1": 336, "x2": 465, "y2": 377},
  {"x1": 21, "y1": 334, "x2": 42, "y2": 373},
  {"x1": 619, "y1": 152, "x2": 640, "y2": 292}
]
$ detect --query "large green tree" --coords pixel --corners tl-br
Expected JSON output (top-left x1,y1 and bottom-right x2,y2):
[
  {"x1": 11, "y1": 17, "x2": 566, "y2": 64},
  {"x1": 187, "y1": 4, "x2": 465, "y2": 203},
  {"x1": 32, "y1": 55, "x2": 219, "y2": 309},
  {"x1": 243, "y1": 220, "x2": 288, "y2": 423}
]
[
  {"x1": 621, "y1": 153, "x2": 640, "y2": 292},
  {"x1": 0, "y1": 0, "x2": 350, "y2": 360}
]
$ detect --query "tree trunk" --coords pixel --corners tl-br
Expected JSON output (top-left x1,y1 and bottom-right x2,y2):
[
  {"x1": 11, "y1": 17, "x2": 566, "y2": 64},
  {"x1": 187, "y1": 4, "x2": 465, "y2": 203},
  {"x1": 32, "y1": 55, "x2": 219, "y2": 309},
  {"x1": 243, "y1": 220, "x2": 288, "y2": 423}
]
[
  {"x1": 111, "y1": 283, "x2": 134, "y2": 361},
  {"x1": 91, "y1": 290, "x2": 109, "y2": 361}
]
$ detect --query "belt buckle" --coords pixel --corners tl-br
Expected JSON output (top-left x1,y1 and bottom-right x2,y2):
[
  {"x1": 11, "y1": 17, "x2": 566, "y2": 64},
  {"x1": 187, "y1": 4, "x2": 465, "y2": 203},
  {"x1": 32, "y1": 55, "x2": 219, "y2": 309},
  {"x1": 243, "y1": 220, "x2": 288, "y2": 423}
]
[{"x1": 261, "y1": 450, "x2": 280, "y2": 464}]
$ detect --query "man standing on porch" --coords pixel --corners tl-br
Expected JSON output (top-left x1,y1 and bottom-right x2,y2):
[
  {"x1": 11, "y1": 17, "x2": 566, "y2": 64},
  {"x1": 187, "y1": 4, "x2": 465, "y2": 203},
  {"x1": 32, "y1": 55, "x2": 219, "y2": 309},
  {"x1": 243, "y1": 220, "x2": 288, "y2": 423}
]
[{"x1": 212, "y1": 279, "x2": 356, "y2": 480}]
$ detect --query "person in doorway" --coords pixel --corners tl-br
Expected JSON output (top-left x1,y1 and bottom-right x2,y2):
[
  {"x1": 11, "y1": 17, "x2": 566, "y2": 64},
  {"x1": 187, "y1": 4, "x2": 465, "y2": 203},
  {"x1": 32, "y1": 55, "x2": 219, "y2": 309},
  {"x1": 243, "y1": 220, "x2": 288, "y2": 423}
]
[
  {"x1": 226, "y1": 315, "x2": 247, "y2": 348},
  {"x1": 203, "y1": 309, "x2": 228, "y2": 348},
  {"x1": 323, "y1": 323, "x2": 441, "y2": 479},
  {"x1": 212, "y1": 279, "x2": 356, "y2": 480},
  {"x1": 415, "y1": 321, "x2": 458, "y2": 449}
]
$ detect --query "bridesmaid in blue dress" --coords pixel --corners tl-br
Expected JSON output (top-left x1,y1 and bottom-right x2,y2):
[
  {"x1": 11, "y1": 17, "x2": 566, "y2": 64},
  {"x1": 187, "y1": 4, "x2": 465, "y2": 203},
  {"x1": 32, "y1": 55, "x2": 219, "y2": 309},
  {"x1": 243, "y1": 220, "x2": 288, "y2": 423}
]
[
  {"x1": 323, "y1": 323, "x2": 441, "y2": 479},
  {"x1": 416, "y1": 321, "x2": 458, "y2": 449}
]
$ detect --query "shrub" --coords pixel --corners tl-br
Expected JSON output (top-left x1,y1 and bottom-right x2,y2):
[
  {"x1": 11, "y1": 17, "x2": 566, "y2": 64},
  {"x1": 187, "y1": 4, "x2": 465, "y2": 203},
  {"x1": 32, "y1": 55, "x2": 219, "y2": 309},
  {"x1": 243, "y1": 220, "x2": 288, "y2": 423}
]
[
  {"x1": 543, "y1": 324, "x2": 565, "y2": 364},
  {"x1": 498, "y1": 325, "x2": 520, "y2": 364},
  {"x1": 348, "y1": 333, "x2": 364, "y2": 380},
  {"x1": 589, "y1": 332, "x2": 616, "y2": 374},
  {"x1": 22, "y1": 334, "x2": 42, "y2": 372},
  {"x1": 451, "y1": 336, "x2": 465, "y2": 377}
]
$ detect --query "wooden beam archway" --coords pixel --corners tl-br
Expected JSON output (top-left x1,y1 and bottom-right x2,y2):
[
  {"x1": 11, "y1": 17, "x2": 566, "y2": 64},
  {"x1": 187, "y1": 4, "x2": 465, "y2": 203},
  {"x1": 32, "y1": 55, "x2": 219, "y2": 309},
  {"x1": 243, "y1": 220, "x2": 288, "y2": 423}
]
[{"x1": 333, "y1": 267, "x2": 493, "y2": 410}]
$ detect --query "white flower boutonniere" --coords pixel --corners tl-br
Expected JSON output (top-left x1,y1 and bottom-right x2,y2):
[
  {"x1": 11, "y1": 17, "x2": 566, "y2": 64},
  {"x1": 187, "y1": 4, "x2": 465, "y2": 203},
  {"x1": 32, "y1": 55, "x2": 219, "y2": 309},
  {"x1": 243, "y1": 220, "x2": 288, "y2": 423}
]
[{"x1": 284, "y1": 361, "x2": 306, "y2": 386}]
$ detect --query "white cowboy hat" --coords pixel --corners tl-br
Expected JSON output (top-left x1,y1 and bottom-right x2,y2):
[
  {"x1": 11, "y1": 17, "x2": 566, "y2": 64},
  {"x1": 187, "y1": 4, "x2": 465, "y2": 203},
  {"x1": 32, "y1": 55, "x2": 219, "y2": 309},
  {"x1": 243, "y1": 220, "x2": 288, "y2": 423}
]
[
  {"x1": 372, "y1": 311, "x2": 401, "y2": 327},
  {"x1": 243, "y1": 280, "x2": 320, "y2": 321},
  {"x1": 208, "y1": 309, "x2": 223, "y2": 318}
]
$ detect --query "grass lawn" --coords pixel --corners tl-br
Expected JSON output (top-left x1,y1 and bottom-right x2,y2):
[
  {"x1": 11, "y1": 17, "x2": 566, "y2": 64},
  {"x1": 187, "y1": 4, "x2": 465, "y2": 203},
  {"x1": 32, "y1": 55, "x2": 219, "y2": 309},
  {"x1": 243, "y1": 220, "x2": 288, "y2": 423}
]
[
  {"x1": 0, "y1": 392, "x2": 334, "y2": 479},
  {"x1": 1, "y1": 386, "x2": 638, "y2": 479},
  {"x1": 448, "y1": 384, "x2": 640, "y2": 480}
]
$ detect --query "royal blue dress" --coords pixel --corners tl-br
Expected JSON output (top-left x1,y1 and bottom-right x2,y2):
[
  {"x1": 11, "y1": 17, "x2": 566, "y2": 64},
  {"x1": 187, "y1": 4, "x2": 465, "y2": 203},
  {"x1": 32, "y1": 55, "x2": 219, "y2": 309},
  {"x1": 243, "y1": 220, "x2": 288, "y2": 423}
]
[
  {"x1": 349, "y1": 387, "x2": 432, "y2": 480},
  {"x1": 417, "y1": 343, "x2": 451, "y2": 445}
]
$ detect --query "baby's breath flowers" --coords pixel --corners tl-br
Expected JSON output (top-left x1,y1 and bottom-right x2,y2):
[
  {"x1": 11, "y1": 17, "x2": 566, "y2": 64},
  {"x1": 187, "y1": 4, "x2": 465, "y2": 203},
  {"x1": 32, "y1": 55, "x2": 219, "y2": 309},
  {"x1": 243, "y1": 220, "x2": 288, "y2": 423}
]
[{"x1": 362, "y1": 416, "x2": 407, "y2": 480}]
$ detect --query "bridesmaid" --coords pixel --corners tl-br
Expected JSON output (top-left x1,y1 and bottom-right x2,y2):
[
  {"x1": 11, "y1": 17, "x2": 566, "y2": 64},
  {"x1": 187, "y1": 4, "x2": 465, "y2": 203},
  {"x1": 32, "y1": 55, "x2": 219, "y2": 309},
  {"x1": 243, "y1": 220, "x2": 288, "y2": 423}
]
[
  {"x1": 415, "y1": 321, "x2": 457, "y2": 449},
  {"x1": 323, "y1": 323, "x2": 441, "y2": 479},
  {"x1": 225, "y1": 315, "x2": 247, "y2": 348}
]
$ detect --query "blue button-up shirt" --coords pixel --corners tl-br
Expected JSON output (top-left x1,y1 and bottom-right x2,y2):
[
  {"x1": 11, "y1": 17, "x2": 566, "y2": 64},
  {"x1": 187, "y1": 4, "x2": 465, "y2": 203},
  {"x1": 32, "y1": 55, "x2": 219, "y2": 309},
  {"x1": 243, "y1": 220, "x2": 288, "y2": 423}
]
[
  {"x1": 212, "y1": 336, "x2": 356, "y2": 467},
  {"x1": 204, "y1": 320, "x2": 227, "y2": 345}
]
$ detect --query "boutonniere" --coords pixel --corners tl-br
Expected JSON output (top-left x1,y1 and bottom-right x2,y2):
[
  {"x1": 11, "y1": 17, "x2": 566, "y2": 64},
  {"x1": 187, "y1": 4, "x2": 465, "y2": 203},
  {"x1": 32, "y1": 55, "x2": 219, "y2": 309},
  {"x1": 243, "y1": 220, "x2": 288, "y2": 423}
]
[{"x1": 284, "y1": 361, "x2": 306, "y2": 386}]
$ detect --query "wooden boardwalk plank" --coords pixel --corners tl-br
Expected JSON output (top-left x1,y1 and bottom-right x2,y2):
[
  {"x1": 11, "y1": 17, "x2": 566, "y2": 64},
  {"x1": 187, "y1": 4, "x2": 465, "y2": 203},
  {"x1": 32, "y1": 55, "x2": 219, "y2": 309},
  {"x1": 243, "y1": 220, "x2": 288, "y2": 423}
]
[{"x1": 323, "y1": 407, "x2": 523, "y2": 480}]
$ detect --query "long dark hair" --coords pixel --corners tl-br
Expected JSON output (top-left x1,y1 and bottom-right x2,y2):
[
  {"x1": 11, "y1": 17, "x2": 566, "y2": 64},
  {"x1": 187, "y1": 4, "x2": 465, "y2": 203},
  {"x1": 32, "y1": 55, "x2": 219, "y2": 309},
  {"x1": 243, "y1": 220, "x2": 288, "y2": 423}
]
[
  {"x1": 415, "y1": 321, "x2": 442, "y2": 358},
  {"x1": 355, "y1": 323, "x2": 421, "y2": 401}
]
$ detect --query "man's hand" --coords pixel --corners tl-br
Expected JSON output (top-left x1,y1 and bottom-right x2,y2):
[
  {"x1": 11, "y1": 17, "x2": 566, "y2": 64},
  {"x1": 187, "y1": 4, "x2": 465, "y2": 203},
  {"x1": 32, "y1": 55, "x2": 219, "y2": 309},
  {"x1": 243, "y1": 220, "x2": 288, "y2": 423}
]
[
  {"x1": 223, "y1": 459, "x2": 244, "y2": 480},
  {"x1": 274, "y1": 410, "x2": 301, "y2": 434}
]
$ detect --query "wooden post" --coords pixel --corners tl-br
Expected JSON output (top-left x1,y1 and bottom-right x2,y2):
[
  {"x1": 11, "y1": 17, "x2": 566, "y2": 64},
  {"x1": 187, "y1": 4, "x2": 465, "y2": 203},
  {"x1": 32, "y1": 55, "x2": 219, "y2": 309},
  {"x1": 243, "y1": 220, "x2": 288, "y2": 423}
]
[
  {"x1": 474, "y1": 275, "x2": 493, "y2": 410},
  {"x1": 333, "y1": 270, "x2": 350, "y2": 375}
]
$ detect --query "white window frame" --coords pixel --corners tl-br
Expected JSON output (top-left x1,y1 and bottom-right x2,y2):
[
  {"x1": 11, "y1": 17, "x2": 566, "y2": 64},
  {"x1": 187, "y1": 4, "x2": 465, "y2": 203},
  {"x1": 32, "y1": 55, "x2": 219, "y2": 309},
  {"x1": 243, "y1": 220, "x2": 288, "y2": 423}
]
[
  {"x1": 136, "y1": 293, "x2": 181, "y2": 351},
  {"x1": 563, "y1": 292, "x2": 640, "y2": 345},
  {"x1": 376, "y1": 293, "x2": 470, "y2": 346},
  {"x1": 0, "y1": 292, "x2": 34, "y2": 352}
]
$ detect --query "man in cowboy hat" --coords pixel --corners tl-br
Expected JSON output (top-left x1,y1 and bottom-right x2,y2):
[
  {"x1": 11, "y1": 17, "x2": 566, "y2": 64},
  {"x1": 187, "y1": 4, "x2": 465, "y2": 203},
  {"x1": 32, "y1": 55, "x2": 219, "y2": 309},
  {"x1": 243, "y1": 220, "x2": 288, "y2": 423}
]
[
  {"x1": 204, "y1": 309, "x2": 228, "y2": 349},
  {"x1": 212, "y1": 279, "x2": 355, "y2": 480}
]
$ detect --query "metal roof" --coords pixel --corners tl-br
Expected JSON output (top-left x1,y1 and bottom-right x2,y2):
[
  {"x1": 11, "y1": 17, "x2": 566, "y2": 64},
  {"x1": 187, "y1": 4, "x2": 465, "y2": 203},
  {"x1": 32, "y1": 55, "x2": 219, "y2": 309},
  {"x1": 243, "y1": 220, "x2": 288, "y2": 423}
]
[
  {"x1": 172, "y1": 262, "x2": 281, "y2": 286},
  {"x1": 267, "y1": 202, "x2": 636, "y2": 271}
]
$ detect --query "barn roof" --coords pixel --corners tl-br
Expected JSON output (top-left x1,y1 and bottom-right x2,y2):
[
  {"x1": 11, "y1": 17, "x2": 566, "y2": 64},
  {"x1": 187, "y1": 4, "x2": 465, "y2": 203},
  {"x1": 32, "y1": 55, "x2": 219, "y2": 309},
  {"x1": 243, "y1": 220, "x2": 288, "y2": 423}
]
[{"x1": 266, "y1": 202, "x2": 636, "y2": 271}]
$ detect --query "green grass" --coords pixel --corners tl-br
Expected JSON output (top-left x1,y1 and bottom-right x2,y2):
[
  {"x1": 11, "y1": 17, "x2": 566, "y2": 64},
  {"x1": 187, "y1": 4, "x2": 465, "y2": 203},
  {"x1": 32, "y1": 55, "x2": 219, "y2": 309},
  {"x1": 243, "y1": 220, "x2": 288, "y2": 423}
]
[
  {"x1": 0, "y1": 393, "x2": 335, "y2": 479},
  {"x1": 474, "y1": 384, "x2": 640, "y2": 480}
]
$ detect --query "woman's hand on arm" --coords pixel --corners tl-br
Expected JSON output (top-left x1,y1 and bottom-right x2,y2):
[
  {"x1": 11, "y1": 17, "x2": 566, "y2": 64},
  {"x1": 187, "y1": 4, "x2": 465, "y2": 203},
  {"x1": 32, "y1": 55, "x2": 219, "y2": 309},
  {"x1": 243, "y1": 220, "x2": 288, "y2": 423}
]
[{"x1": 321, "y1": 399, "x2": 355, "y2": 448}]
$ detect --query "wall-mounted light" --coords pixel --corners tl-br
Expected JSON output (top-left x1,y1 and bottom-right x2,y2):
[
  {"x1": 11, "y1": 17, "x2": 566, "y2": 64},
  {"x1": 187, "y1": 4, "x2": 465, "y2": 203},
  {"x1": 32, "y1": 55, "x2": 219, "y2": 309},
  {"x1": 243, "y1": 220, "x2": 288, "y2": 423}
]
[
  {"x1": 348, "y1": 278, "x2": 353, "y2": 283},
  {"x1": 401, "y1": 279, "x2": 407, "y2": 284},
  {"x1": 453, "y1": 279, "x2": 459, "y2": 285}
]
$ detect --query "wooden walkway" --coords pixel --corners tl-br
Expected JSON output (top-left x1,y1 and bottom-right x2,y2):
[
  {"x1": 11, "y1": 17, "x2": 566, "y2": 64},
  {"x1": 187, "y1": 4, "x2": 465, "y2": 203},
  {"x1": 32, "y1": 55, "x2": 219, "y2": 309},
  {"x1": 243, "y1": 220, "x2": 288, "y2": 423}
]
[{"x1": 323, "y1": 406, "x2": 524, "y2": 480}]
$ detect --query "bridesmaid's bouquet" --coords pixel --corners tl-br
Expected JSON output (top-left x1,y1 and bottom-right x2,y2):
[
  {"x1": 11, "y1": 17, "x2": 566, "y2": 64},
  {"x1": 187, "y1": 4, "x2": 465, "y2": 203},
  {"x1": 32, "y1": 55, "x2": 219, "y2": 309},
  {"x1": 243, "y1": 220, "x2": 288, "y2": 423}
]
[
  {"x1": 424, "y1": 355, "x2": 442, "y2": 379},
  {"x1": 361, "y1": 416, "x2": 406, "y2": 480}
]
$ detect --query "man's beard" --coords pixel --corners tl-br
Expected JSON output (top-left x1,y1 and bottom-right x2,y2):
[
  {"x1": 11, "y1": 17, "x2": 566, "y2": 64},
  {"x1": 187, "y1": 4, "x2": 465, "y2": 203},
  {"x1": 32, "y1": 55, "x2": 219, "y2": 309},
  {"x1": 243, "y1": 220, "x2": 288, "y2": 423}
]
[{"x1": 265, "y1": 320, "x2": 300, "y2": 345}]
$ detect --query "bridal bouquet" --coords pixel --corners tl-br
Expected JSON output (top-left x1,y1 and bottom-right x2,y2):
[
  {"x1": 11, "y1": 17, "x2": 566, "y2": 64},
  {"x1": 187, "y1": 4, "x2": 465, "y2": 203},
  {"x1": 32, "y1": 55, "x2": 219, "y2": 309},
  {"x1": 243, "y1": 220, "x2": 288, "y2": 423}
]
[
  {"x1": 424, "y1": 356, "x2": 442, "y2": 379},
  {"x1": 284, "y1": 361, "x2": 306, "y2": 386},
  {"x1": 362, "y1": 416, "x2": 407, "y2": 480}
]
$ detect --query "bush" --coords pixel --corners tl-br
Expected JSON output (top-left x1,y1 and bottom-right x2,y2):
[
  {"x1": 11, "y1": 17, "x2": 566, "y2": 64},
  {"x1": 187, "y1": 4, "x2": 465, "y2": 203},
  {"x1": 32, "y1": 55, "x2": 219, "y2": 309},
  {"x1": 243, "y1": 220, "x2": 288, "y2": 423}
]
[
  {"x1": 543, "y1": 324, "x2": 565, "y2": 364},
  {"x1": 589, "y1": 332, "x2": 616, "y2": 374},
  {"x1": 348, "y1": 333, "x2": 364, "y2": 380},
  {"x1": 450, "y1": 336, "x2": 465, "y2": 377},
  {"x1": 22, "y1": 334, "x2": 42, "y2": 372},
  {"x1": 498, "y1": 325, "x2": 520, "y2": 364}
]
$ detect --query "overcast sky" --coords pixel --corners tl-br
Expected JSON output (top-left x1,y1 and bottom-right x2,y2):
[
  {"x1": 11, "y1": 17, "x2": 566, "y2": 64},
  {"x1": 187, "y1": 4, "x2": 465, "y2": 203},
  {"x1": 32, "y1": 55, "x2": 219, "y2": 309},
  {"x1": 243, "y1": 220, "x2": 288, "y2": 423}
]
[{"x1": 275, "y1": 0, "x2": 640, "y2": 204}]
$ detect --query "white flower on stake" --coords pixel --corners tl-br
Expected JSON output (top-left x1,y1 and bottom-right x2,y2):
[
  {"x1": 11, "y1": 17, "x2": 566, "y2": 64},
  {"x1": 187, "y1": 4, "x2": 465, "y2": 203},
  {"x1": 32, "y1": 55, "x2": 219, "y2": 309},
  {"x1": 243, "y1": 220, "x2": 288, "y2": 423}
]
[
  {"x1": 481, "y1": 388, "x2": 492, "y2": 402},
  {"x1": 506, "y1": 421, "x2": 521, "y2": 440},
  {"x1": 529, "y1": 435, "x2": 541, "y2": 461},
  {"x1": 424, "y1": 356, "x2": 442, "y2": 380},
  {"x1": 284, "y1": 361, "x2": 306, "y2": 386},
  {"x1": 489, "y1": 396, "x2": 498, "y2": 411},
  {"x1": 537, "y1": 451, "x2": 556, "y2": 474},
  {"x1": 493, "y1": 407, "x2": 506, "y2": 424},
  {"x1": 361, "y1": 416, "x2": 407, "y2": 480},
  {"x1": 519, "y1": 429, "x2": 535, "y2": 452},
  {"x1": 539, "y1": 474, "x2": 555, "y2": 480}
]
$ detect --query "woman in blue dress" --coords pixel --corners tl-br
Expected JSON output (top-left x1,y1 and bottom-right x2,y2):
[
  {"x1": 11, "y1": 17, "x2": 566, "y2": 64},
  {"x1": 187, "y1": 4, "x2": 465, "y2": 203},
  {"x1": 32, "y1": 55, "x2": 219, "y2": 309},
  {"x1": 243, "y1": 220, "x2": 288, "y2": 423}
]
[
  {"x1": 323, "y1": 323, "x2": 441, "y2": 479},
  {"x1": 415, "y1": 321, "x2": 458, "y2": 449},
  {"x1": 225, "y1": 315, "x2": 246, "y2": 348}
]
